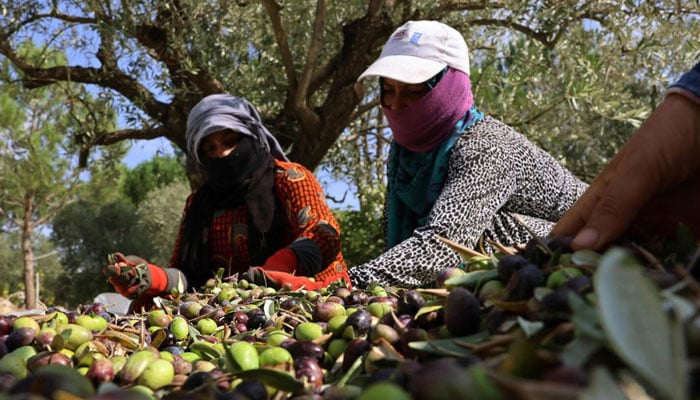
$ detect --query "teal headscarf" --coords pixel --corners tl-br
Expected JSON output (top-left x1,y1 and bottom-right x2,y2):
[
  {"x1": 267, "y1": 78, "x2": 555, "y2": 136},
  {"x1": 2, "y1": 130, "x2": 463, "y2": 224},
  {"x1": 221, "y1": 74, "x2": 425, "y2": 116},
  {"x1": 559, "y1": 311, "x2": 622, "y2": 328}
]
[{"x1": 386, "y1": 105, "x2": 484, "y2": 247}]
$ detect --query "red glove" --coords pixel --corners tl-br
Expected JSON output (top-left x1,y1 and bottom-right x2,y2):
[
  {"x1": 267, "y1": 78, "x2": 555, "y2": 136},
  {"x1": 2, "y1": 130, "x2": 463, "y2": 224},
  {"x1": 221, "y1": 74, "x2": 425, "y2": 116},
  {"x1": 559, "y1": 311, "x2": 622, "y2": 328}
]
[
  {"x1": 245, "y1": 267, "x2": 352, "y2": 291},
  {"x1": 261, "y1": 248, "x2": 298, "y2": 273},
  {"x1": 103, "y1": 252, "x2": 170, "y2": 299}
]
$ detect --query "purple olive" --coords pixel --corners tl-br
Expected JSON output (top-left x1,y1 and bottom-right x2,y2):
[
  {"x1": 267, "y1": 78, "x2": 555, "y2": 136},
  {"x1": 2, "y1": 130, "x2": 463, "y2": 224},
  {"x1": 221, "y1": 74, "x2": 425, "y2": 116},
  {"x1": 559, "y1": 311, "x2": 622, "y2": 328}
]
[
  {"x1": 369, "y1": 296, "x2": 398, "y2": 310},
  {"x1": 313, "y1": 302, "x2": 346, "y2": 322},
  {"x1": 170, "y1": 354, "x2": 192, "y2": 376},
  {"x1": 408, "y1": 358, "x2": 476, "y2": 400},
  {"x1": 5, "y1": 327, "x2": 36, "y2": 351},
  {"x1": 27, "y1": 351, "x2": 73, "y2": 372},
  {"x1": 231, "y1": 379, "x2": 268, "y2": 400},
  {"x1": 246, "y1": 314, "x2": 267, "y2": 330},
  {"x1": 0, "y1": 317, "x2": 13, "y2": 336},
  {"x1": 294, "y1": 356, "x2": 324, "y2": 389},
  {"x1": 496, "y1": 254, "x2": 532, "y2": 282},
  {"x1": 344, "y1": 292, "x2": 364, "y2": 306},
  {"x1": 503, "y1": 264, "x2": 544, "y2": 301},
  {"x1": 233, "y1": 311, "x2": 249, "y2": 325},
  {"x1": 333, "y1": 287, "x2": 352, "y2": 300},
  {"x1": 399, "y1": 328, "x2": 429, "y2": 359},
  {"x1": 325, "y1": 296, "x2": 345, "y2": 305},
  {"x1": 344, "y1": 309, "x2": 371, "y2": 338},
  {"x1": 286, "y1": 340, "x2": 324, "y2": 363},
  {"x1": 542, "y1": 365, "x2": 588, "y2": 387},
  {"x1": 397, "y1": 290, "x2": 425, "y2": 316},
  {"x1": 342, "y1": 338, "x2": 371, "y2": 372},
  {"x1": 234, "y1": 322, "x2": 248, "y2": 334},
  {"x1": 379, "y1": 313, "x2": 413, "y2": 329},
  {"x1": 444, "y1": 287, "x2": 481, "y2": 337},
  {"x1": 35, "y1": 329, "x2": 57, "y2": 350},
  {"x1": 279, "y1": 298, "x2": 298, "y2": 310},
  {"x1": 86, "y1": 359, "x2": 115, "y2": 384},
  {"x1": 0, "y1": 372, "x2": 17, "y2": 392}
]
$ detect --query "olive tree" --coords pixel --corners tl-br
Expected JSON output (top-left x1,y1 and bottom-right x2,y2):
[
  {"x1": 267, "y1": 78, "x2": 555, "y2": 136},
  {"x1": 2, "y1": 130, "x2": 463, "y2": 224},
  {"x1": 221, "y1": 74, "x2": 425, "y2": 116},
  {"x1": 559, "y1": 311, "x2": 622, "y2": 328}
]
[
  {"x1": 2, "y1": 1, "x2": 695, "y2": 175},
  {"x1": 0, "y1": 44, "x2": 123, "y2": 308}
]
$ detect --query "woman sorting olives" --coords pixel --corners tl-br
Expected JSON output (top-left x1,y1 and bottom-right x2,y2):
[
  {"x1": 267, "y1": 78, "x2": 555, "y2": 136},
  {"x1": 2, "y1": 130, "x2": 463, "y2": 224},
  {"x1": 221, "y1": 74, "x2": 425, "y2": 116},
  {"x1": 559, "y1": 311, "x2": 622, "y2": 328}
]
[
  {"x1": 104, "y1": 94, "x2": 351, "y2": 311},
  {"x1": 347, "y1": 20, "x2": 588, "y2": 288}
]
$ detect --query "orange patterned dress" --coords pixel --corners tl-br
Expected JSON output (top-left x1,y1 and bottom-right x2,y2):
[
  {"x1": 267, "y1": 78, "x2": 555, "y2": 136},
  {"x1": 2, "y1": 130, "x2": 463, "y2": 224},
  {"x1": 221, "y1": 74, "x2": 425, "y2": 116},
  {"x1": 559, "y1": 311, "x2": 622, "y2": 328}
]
[{"x1": 169, "y1": 160, "x2": 347, "y2": 286}]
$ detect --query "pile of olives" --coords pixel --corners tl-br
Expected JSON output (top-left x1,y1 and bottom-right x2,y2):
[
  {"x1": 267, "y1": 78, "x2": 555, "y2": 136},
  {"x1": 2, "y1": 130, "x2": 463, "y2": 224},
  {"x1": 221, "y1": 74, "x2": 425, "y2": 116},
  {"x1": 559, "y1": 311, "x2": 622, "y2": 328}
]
[{"x1": 0, "y1": 236, "x2": 698, "y2": 400}]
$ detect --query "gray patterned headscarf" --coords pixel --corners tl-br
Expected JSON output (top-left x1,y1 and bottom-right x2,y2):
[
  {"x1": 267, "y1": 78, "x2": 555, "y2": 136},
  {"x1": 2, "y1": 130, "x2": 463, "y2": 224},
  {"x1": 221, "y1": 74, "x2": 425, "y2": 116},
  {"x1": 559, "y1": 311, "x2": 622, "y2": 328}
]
[{"x1": 186, "y1": 94, "x2": 289, "y2": 164}]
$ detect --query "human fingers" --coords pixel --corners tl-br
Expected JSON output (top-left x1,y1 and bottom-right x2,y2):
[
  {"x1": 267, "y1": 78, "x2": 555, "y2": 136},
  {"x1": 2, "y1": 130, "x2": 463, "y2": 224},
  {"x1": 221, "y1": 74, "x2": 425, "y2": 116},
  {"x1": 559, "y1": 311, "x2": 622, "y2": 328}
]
[
  {"x1": 563, "y1": 136, "x2": 660, "y2": 250},
  {"x1": 569, "y1": 175, "x2": 657, "y2": 251},
  {"x1": 556, "y1": 94, "x2": 700, "y2": 249},
  {"x1": 551, "y1": 143, "x2": 632, "y2": 238}
]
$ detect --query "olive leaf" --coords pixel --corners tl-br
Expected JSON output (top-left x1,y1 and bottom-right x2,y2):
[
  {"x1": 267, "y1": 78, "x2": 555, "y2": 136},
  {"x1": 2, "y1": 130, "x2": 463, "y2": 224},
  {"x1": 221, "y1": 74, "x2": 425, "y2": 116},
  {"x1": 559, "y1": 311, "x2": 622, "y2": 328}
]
[
  {"x1": 414, "y1": 303, "x2": 443, "y2": 319},
  {"x1": 236, "y1": 368, "x2": 304, "y2": 394},
  {"x1": 568, "y1": 291, "x2": 604, "y2": 341},
  {"x1": 571, "y1": 249, "x2": 601, "y2": 266},
  {"x1": 444, "y1": 269, "x2": 499, "y2": 290},
  {"x1": 594, "y1": 248, "x2": 687, "y2": 400},
  {"x1": 408, "y1": 331, "x2": 490, "y2": 357},
  {"x1": 578, "y1": 366, "x2": 628, "y2": 400},
  {"x1": 516, "y1": 316, "x2": 543, "y2": 338},
  {"x1": 262, "y1": 299, "x2": 275, "y2": 319},
  {"x1": 559, "y1": 336, "x2": 602, "y2": 368}
]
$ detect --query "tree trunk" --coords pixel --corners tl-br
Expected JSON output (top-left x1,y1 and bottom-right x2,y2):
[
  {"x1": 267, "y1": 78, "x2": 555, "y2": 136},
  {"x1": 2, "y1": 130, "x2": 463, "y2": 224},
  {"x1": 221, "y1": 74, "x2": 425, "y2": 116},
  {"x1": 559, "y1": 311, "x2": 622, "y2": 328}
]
[{"x1": 22, "y1": 194, "x2": 36, "y2": 309}]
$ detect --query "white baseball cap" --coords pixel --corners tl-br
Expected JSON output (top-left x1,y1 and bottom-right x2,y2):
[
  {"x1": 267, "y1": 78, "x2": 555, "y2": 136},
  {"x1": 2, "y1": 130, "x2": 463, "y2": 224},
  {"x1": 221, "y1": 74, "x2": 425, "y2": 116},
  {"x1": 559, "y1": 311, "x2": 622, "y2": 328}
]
[{"x1": 358, "y1": 20, "x2": 470, "y2": 84}]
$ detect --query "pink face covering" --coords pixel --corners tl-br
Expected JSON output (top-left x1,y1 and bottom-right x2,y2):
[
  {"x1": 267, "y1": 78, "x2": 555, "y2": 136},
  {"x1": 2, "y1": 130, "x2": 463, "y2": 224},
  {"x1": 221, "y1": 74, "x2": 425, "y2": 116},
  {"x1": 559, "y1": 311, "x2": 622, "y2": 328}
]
[{"x1": 383, "y1": 68, "x2": 473, "y2": 152}]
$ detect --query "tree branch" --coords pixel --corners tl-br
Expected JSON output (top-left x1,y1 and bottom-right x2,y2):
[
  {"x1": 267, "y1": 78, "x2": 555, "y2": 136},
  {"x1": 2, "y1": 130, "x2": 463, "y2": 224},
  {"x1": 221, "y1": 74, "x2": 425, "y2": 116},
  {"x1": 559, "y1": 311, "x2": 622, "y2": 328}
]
[
  {"x1": 295, "y1": 0, "x2": 324, "y2": 128},
  {"x1": 0, "y1": 10, "x2": 97, "y2": 40},
  {"x1": 350, "y1": 97, "x2": 380, "y2": 122},
  {"x1": 261, "y1": 0, "x2": 299, "y2": 94},
  {"x1": 94, "y1": 127, "x2": 171, "y2": 146},
  {"x1": 0, "y1": 26, "x2": 171, "y2": 124},
  {"x1": 435, "y1": 1, "x2": 506, "y2": 13},
  {"x1": 466, "y1": 18, "x2": 556, "y2": 47}
]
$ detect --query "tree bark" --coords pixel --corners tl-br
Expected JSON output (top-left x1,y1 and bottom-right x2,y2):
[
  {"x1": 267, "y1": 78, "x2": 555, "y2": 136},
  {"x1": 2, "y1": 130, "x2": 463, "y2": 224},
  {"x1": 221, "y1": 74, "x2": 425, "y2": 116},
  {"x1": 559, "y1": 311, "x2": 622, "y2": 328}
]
[{"x1": 22, "y1": 193, "x2": 37, "y2": 310}]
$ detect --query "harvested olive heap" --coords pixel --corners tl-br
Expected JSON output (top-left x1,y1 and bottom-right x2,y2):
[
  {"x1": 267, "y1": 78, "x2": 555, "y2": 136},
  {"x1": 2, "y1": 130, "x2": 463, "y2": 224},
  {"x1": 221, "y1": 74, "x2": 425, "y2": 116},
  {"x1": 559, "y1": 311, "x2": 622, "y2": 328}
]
[{"x1": 1, "y1": 234, "x2": 699, "y2": 400}]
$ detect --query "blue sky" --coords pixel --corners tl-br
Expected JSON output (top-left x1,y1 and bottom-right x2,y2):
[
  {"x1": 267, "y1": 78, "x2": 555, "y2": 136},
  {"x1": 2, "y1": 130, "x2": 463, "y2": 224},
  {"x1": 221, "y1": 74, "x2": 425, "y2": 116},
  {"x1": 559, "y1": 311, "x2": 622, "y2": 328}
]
[{"x1": 122, "y1": 137, "x2": 175, "y2": 168}]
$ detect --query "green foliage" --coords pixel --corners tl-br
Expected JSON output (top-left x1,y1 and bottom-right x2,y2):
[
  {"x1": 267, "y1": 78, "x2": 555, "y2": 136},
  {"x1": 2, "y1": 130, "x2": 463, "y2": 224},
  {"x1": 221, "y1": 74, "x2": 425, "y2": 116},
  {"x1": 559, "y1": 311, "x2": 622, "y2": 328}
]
[
  {"x1": 123, "y1": 155, "x2": 188, "y2": 206},
  {"x1": 322, "y1": 0, "x2": 700, "y2": 212},
  {"x1": 0, "y1": 232, "x2": 63, "y2": 307},
  {"x1": 135, "y1": 180, "x2": 191, "y2": 266},
  {"x1": 333, "y1": 209, "x2": 384, "y2": 268},
  {"x1": 49, "y1": 165, "x2": 191, "y2": 305},
  {"x1": 0, "y1": 232, "x2": 23, "y2": 298},
  {"x1": 0, "y1": 42, "x2": 123, "y2": 307},
  {"x1": 50, "y1": 199, "x2": 156, "y2": 307}
]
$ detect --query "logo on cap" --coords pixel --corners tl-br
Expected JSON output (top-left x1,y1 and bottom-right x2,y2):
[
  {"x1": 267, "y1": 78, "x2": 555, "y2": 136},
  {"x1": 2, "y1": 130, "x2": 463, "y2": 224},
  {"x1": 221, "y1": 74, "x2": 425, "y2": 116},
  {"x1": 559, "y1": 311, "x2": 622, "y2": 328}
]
[
  {"x1": 409, "y1": 33, "x2": 422, "y2": 44},
  {"x1": 391, "y1": 29, "x2": 407, "y2": 41}
]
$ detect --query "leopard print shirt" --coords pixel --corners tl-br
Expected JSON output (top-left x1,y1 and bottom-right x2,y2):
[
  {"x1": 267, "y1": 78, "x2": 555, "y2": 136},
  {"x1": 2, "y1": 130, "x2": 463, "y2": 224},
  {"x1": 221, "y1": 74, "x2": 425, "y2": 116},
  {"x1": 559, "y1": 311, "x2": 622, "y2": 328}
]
[{"x1": 348, "y1": 116, "x2": 588, "y2": 288}]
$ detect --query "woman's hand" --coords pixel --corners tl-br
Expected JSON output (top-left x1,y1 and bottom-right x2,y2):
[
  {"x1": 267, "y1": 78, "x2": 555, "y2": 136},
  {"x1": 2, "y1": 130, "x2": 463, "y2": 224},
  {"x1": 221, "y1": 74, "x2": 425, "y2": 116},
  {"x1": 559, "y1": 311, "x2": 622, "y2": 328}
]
[
  {"x1": 552, "y1": 93, "x2": 700, "y2": 250},
  {"x1": 103, "y1": 253, "x2": 169, "y2": 299}
]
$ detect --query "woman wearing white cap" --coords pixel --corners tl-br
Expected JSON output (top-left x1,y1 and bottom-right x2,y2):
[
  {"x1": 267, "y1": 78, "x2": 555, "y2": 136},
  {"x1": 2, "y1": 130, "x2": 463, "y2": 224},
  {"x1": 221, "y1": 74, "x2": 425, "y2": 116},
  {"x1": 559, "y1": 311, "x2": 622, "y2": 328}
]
[{"x1": 348, "y1": 20, "x2": 588, "y2": 288}]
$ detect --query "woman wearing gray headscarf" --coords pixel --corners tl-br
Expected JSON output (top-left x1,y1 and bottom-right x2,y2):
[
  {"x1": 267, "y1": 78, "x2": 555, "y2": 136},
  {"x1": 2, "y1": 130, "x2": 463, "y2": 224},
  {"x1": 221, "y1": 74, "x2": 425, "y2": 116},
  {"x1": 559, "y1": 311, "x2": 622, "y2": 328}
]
[{"x1": 104, "y1": 94, "x2": 351, "y2": 310}]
